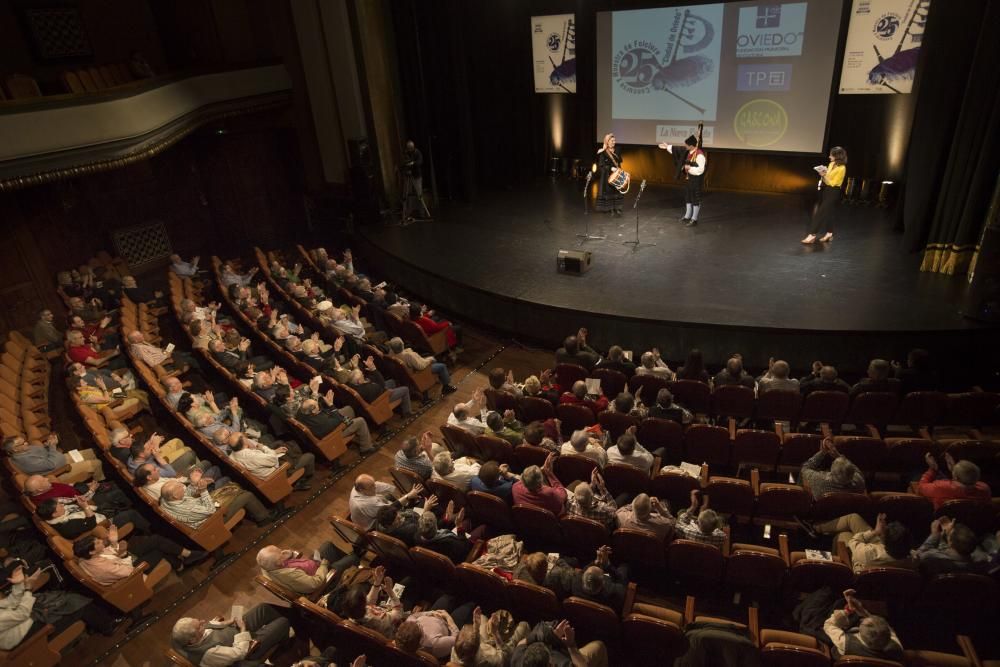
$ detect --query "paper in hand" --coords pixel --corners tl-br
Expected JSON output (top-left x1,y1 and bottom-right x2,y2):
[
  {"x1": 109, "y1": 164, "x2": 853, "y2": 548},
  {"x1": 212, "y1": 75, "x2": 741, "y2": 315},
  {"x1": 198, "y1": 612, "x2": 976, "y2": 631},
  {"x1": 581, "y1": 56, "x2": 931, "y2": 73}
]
[
  {"x1": 585, "y1": 378, "x2": 601, "y2": 396},
  {"x1": 230, "y1": 605, "x2": 245, "y2": 622},
  {"x1": 164, "y1": 343, "x2": 176, "y2": 355}
]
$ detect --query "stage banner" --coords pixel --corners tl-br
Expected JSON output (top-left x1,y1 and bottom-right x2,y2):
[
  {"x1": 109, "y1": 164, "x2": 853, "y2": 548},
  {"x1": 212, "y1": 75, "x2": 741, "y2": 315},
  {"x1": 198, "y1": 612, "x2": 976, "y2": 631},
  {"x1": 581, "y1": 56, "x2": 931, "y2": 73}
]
[
  {"x1": 532, "y1": 14, "x2": 576, "y2": 93},
  {"x1": 838, "y1": 0, "x2": 930, "y2": 94}
]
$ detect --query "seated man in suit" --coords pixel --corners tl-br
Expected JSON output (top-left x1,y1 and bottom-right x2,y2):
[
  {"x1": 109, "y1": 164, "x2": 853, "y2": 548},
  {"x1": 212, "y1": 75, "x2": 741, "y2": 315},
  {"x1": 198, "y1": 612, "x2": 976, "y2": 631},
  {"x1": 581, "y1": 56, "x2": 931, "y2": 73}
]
[
  {"x1": 646, "y1": 389, "x2": 693, "y2": 425},
  {"x1": 295, "y1": 397, "x2": 374, "y2": 454},
  {"x1": 413, "y1": 510, "x2": 475, "y2": 564},
  {"x1": 570, "y1": 546, "x2": 629, "y2": 612},
  {"x1": 800, "y1": 364, "x2": 851, "y2": 396},
  {"x1": 713, "y1": 356, "x2": 755, "y2": 389},
  {"x1": 596, "y1": 345, "x2": 636, "y2": 379},
  {"x1": 171, "y1": 604, "x2": 291, "y2": 666},
  {"x1": 209, "y1": 338, "x2": 273, "y2": 373},
  {"x1": 849, "y1": 359, "x2": 901, "y2": 398},
  {"x1": 347, "y1": 359, "x2": 411, "y2": 417},
  {"x1": 555, "y1": 329, "x2": 601, "y2": 371}
]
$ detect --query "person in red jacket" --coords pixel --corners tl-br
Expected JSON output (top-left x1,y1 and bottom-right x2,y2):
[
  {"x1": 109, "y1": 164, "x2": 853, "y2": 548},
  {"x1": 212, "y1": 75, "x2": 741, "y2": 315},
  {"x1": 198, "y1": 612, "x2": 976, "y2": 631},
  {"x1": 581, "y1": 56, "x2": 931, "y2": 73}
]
[
  {"x1": 511, "y1": 454, "x2": 567, "y2": 517},
  {"x1": 409, "y1": 304, "x2": 461, "y2": 352},
  {"x1": 916, "y1": 452, "x2": 991, "y2": 510},
  {"x1": 558, "y1": 381, "x2": 609, "y2": 420}
]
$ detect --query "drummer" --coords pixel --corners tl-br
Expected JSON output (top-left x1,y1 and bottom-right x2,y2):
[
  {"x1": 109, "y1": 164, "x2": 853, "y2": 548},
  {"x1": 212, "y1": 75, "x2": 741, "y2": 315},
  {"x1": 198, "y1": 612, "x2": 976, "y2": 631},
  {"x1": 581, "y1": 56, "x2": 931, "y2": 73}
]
[{"x1": 596, "y1": 133, "x2": 625, "y2": 217}]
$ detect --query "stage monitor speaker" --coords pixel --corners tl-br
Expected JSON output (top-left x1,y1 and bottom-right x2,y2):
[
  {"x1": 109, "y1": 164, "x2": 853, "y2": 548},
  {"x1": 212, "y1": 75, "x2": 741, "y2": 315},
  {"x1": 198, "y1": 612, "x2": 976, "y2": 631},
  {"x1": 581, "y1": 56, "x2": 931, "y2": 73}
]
[{"x1": 557, "y1": 249, "x2": 592, "y2": 275}]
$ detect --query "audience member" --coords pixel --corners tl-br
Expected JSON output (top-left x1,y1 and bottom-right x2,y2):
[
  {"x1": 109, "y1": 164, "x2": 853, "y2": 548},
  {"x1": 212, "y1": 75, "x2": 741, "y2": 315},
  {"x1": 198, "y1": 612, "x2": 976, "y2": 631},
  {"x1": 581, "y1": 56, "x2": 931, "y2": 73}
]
[
  {"x1": 159, "y1": 479, "x2": 275, "y2": 528},
  {"x1": 606, "y1": 431, "x2": 656, "y2": 474},
  {"x1": 675, "y1": 490, "x2": 727, "y2": 548},
  {"x1": 555, "y1": 329, "x2": 601, "y2": 371},
  {"x1": 512, "y1": 456, "x2": 567, "y2": 517},
  {"x1": 394, "y1": 433, "x2": 435, "y2": 479},
  {"x1": 850, "y1": 359, "x2": 901, "y2": 398},
  {"x1": 470, "y1": 461, "x2": 518, "y2": 503},
  {"x1": 488, "y1": 367, "x2": 523, "y2": 397},
  {"x1": 32, "y1": 308, "x2": 63, "y2": 352},
  {"x1": 565, "y1": 475, "x2": 618, "y2": 530},
  {"x1": 596, "y1": 345, "x2": 636, "y2": 378},
  {"x1": 171, "y1": 604, "x2": 292, "y2": 666},
  {"x1": 800, "y1": 364, "x2": 851, "y2": 396},
  {"x1": 758, "y1": 359, "x2": 800, "y2": 393},
  {"x1": 713, "y1": 357, "x2": 755, "y2": 388},
  {"x1": 510, "y1": 620, "x2": 607, "y2": 667},
  {"x1": 800, "y1": 438, "x2": 866, "y2": 499},
  {"x1": 646, "y1": 388, "x2": 693, "y2": 424},
  {"x1": 561, "y1": 430, "x2": 608, "y2": 468},
  {"x1": 485, "y1": 411, "x2": 525, "y2": 446},
  {"x1": 447, "y1": 389, "x2": 488, "y2": 434},
  {"x1": 431, "y1": 451, "x2": 481, "y2": 491},
  {"x1": 893, "y1": 348, "x2": 938, "y2": 394},
  {"x1": 388, "y1": 337, "x2": 457, "y2": 393},
  {"x1": 349, "y1": 474, "x2": 422, "y2": 529},
  {"x1": 615, "y1": 494, "x2": 674, "y2": 541},
  {"x1": 913, "y1": 517, "x2": 980, "y2": 575},
  {"x1": 635, "y1": 350, "x2": 674, "y2": 380},
  {"x1": 73, "y1": 525, "x2": 206, "y2": 584},
  {"x1": 559, "y1": 381, "x2": 608, "y2": 419},
  {"x1": 916, "y1": 452, "x2": 991, "y2": 509},
  {"x1": 676, "y1": 348, "x2": 710, "y2": 383},
  {"x1": 797, "y1": 512, "x2": 914, "y2": 572},
  {"x1": 256, "y1": 543, "x2": 358, "y2": 595},
  {"x1": 4, "y1": 434, "x2": 104, "y2": 482}
]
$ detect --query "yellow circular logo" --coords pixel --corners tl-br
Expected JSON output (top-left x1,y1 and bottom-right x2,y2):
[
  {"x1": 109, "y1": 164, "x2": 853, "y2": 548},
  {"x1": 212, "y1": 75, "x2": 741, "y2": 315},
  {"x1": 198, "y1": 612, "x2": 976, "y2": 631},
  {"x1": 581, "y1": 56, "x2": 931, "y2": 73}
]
[{"x1": 733, "y1": 99, "x2": 788, "y2": 147}]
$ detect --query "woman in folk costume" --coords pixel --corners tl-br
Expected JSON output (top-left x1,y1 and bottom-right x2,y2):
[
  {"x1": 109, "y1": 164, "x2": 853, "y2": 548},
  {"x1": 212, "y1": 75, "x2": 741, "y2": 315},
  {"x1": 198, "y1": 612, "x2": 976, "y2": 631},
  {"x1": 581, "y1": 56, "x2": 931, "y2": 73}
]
[
  {"x1": 659, "y1": 124, "x2": 706, "y2": 227},
  {"x1": 596, "y1": 133, "x2": 626, "y2": 216},
  {"x1": 802, "y1": 146, "x2": 847, "y2": 244}
]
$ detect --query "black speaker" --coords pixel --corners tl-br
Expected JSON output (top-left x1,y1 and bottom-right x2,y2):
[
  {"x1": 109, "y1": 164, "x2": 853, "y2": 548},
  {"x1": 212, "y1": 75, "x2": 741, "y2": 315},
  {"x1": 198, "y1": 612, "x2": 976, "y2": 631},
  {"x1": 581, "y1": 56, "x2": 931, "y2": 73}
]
[
  {"x1": 962, "y1": 223, "x2": 1000, "y2": 323},
  {"x1": 557, "y1": 249, "x2": 592, "y2": 275}
]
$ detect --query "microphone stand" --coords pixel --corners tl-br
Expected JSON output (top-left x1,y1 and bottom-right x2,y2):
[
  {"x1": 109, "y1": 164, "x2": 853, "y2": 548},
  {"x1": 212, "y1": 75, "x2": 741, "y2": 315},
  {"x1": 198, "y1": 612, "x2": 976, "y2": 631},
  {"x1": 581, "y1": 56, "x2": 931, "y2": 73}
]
[
  {"x1": 577, "y1": 171, "x2": 606, "y2": 242},
  {"x1": 623, "y1": 179, "x2": 653, "y2": 250}
]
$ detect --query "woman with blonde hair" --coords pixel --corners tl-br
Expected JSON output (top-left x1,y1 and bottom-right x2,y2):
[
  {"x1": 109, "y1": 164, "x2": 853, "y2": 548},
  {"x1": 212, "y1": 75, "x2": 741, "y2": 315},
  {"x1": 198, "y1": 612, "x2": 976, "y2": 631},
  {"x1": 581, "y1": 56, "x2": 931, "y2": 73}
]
[{"x1": 596, "y1": 133, "x2": 625, "y2": 216}]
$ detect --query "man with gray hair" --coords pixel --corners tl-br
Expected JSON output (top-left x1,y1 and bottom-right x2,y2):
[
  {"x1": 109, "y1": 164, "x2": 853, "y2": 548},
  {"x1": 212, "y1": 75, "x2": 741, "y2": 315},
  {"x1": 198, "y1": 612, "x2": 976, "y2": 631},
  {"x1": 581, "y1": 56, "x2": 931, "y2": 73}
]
[
  {"x1": 431, "y1": 451, "x2": 481, "y2": 492},
  {"x1": 571, "y1": 546, "x2": 629, "y2": 611},
  {"x1": 615, "y1": 493, "x2": 674, "y2": 541},
  {"x1": 634, "y1": 349, "x2": 675, "y2": 380},
  {"x1": 560, "y1": 429, "x2": 608, "y2": 468},
  {"x1": 713, "y1": 356, "x2": 755, "y2": 388},
  {"x1": 159, "y1": 478, "x2": 275, "y2": 528},
  {"x1": 676, "y1": 489, "x2": 727, "y2": 548},
  {"x1": 566, "y1": 472, "x2": 618, "y2": 529},
  {"x1": 850, "y1": 358, "x2": 901, "y2": 398},
  {"x1": 387, "y1": 336, "x2": 456, "y2": 393},
  {"x1": 917, "y1": 451, "x2": 991, "y2": 510},
  {"x1": 758, "y1": 359, "x2": 799, "y2": 393},
  {"x1": 349, "y1": 473, "x2": 423, "y2": 529},
  {"x1": 512, "y1": 454, "x2": 567, "y2": 516},
  {"x1": 913, "y1": 516, "x2": 981, "y2": 575},
  {"x1": 256, "y1": 542, "x2": 358, "y2": 595},
  {"x1": 171, "y1": 604, "x2": 290, "y2": 666},
  {"x1": 823, "y1": 591, "x2": 902, "y2": 660},
  {"x1": 801, "y1": 438, "x2": 866, "y2": 500}
]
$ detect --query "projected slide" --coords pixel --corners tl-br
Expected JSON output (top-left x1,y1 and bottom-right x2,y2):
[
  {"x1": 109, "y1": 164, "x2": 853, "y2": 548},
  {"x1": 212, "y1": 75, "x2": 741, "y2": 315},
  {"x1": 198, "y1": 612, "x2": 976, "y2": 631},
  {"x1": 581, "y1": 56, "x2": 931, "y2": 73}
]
[{"x1": 597, "y1": 1, "x2": 844, "y2": 153}]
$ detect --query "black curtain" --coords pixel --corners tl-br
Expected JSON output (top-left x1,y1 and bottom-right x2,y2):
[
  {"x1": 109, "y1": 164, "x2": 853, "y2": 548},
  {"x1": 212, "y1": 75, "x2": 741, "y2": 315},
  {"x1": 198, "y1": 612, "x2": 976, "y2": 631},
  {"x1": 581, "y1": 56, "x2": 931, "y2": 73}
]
[{"x1": 901, "y1": 0, "x2": 1000, "y2": 273}]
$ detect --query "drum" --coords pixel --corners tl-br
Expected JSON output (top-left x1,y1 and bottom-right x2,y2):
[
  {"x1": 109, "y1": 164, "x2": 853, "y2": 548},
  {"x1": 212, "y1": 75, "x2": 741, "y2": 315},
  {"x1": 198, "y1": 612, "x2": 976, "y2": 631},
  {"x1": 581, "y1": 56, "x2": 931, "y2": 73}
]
[{"x1": 608, "y1": 168, "x2": 631, "y2": 194}]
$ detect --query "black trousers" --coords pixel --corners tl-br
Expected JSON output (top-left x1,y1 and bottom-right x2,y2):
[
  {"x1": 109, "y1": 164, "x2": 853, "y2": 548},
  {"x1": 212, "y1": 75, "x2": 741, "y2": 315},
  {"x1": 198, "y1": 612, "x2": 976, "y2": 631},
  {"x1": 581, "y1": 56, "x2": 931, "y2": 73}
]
[
  {"x1": 685, "y1": 175, "x2": 704, "y2": 205},
  {"x1": 808, "y1": 185, "x2": 841, "y2": 234}
]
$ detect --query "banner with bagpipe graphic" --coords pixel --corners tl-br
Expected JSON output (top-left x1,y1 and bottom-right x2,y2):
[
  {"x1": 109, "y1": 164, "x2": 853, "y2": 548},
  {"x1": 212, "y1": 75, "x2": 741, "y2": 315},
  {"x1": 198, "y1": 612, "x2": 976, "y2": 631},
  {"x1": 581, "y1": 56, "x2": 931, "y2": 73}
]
[
  {"x1": 839, "y1": 0, "x2": 930, "y2": 94},
  {"x1": 532, "y1": 14, "x2": 576, "y2": 93}
]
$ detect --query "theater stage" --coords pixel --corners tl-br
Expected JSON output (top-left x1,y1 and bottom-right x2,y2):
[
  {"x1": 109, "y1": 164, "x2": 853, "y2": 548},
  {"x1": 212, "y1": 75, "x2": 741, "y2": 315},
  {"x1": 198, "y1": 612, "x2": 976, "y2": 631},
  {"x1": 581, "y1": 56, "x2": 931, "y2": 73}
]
[{"x1": 357, "y1": 180, "x2": 992, "y2": 376}]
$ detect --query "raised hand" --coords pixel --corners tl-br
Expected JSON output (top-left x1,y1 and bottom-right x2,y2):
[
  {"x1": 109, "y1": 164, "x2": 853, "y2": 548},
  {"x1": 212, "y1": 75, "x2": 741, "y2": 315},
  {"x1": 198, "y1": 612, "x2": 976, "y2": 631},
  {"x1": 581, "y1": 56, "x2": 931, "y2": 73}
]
[{"x1": 423, "y1": 494, "x2": 439, "y2": 511}]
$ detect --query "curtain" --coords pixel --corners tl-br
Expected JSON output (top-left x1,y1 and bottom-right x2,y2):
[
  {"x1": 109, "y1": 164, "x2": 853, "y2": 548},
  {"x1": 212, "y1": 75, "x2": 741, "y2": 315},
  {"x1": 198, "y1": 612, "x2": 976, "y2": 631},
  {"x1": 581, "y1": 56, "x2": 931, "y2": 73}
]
[{"x1": 900, "y1": 0, "x2": 1000, "y2": 275}]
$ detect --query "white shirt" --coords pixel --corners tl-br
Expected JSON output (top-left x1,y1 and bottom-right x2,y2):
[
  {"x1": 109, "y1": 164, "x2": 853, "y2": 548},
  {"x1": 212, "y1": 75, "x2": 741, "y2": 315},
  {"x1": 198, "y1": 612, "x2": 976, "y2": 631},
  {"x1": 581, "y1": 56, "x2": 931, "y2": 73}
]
[
  {"x1": 665, "y1": 145, "x2": 706, "y2": 176},
  {"x1": 560, "y1": 440, "x2": 608, "y2": 468},
  {"x1": 607, "y1": 443, "x2": 654, "y2": 474},
  {"x1": 231, "y1": 444, "x2": 281, "y2": 478},
  {"x1": 195, "y1": 625, "x2": 253, "y2": 667},
  {"x1": 0, "y1": 583, "x2": 35, "y2": 650},
  {"x1": 432, "y1": 457, "x2": 481, "y2": 491},
  {"x1": 349, "y1": 481, "x2": 398, "y2": 529},
  {"x1": 447, "y1": 412, "x2": 486, "y2": 435}
]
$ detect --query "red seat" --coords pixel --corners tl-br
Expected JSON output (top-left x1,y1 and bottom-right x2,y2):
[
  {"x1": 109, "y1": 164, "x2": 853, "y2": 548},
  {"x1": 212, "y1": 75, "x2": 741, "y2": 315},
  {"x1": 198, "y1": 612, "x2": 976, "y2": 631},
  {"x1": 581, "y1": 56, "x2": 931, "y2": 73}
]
[
  {"x1": 409, "y1": 546, "x2": 457, "y2": 587},
  {"x1": 466, "y1": 490, "x2": 514, "y2": 533},
  {"x1": 592, "y1": 368, "x2": 627, "y2": 401},
  {"x1": 918, "y1": 573, "x2": 998, "y2": 628},
  {"x1": 845, "y1": 392, "x2": 899, "y2": 434},
  {"x1": 945, "y1": 392, "x2": 1000, "y2": 427},
  {"x1": 560, "y1": 515, "x2": 611, "y2": 561},
  {"x1": 612, "y1": 528, "x2": 667, "y2": 568},
  {"x1": 555, "y1": 363, "x2": 589, "y2": 389},
  {"x1": 684, "y1": 424, "x2": 731, "y2": 467},
  {"x1": 734, "y1": 429, "x2": 781, "y2": 472},
  {"x1": 562, "y1": 597, "x2": 621, "y2": 644},
  {"x1": 514, "y1": 444, "x2": 550, "y2": 470},
  {"x1": 870, "y1": 492, "x2": 933, "y2": 539},
  {"x1": 780, "y1": 433, "x2": 823, "y2": 470},
  {"x1": 882, "y1": 438, "x2": 938, "y2": 474},
  {"x1": 603, "y1": 462, "x2": 652, "y2": 499},
  {"x1": 786, "y1": 555, "x2": 854, "y2": 595},
  {"x1": 853, "y1": 567, "x2": 922, "y2": 603},
  {"x1": 670, "y1": 380, "x2": 711, "y2": 415},
  {"x1": 368, "y1": 531, "x2": 415, "y2": 571},
  {"x1": 809, "y1": 492, "x2": 873, "y2": 522},
  {"x1": 553, "y1": 453, "x2": 598, "y2": 487},
  {"x1": 508, "y1": 579, "x2": 561, "y2": 625},
  {"x1": 628, "y1": 374, "x2": 671, "y2": 401},
  {"x1": 440, "y1": 423, "x2": 481, "y2": 458},
  {"x1": 892, "y1": 391, "x2": 948, "y2": 431},
  {"x1": 944, "y1": 440, "x2": 1000, "y2": 468},
  {"x1": 649, "y1": 470, "x2": 701, "y2": 511},
  {"x1": 390, "y1": 466, "x2": 424, "y2": 494},
  {"x1": 476, "y1": 434, "x2": 515, "y2": 464},
  {"x1": 726, "y1": 543, "x2": 787, "y2": 596},
  {"x1": 755, "y1": 483, "x2": 813, "y2": 524},
  {"x1": 757, "y1": 390, "x2": 802, "y2": 424},
  {"x1": 637, "y1": 418, "x2": 684, "y2": 465},
  {"x1": 455, "y1": 563, "x2": 509, "y2": 613},
  {"x1": 329, "y1": 515, "x2": 368, "y2": 551},
  {"x1": 667, "y1": 539, "x2": 725, "y2": 590},
  {"x1": 556, "y1": 403, "x2": 597, "y2": 434},
  {"x1": 934, "y1": 499, "x2": 994, "y2": 535},
  {"x1": 598, "y1": 411, "x2": 639, "y2": 442},
  {"x1": 425, "y1": 476, "x2": 466, "y2": 510},
  {"x1": 799, "y1": 391, "x2": 849, "y2": 428},
  {"x1": 832, "y1": 436, "x2": 886, "y2": 474},
  {"x1": 518, "y1": 396, "x2": 555, "y2": 423},
  {"x1": 622, "y1": 613, "x2": 687, "y2": 667},
  {"x1": 485, "y1": 388, "x2": 518, "y2": 414},
  {"x1": 705, "y1": 476, "x2": 754, "y2": 521},
  {"x1": 711, "y1": 385, "x2": 756, "y2": 422},
  {"x1": 512, "y1": 504, "x2": 563, "y2": 550}
]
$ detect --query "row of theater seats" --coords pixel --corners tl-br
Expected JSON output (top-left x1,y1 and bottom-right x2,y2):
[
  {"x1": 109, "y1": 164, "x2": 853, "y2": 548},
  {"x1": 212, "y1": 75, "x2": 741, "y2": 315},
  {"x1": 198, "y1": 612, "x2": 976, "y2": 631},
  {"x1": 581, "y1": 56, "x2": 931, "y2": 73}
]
[
  {"x1": 166, "y1": 271, "x2": 354, "y2": 466},
  {"x1": 214, "y1": 255, "x2": 403, "y2": 428},
  {"x1": 261, "y1": 248, "x2": 441, "y2": 400},
  {"x1": 60, "y1": 63, "x2": 138, "y2": 95},
  {"x1": 0, "y1": 332, "x2": 52, "y2": 442},
  {"x1": 292, "y1": 244, "x2": 450, "y2": 357},
  {"x1": 496, "y1": 374, "x2": 1000, "y2": 444},
  {"x1": 118, "y1": 295, "x2": 303, "y2": 506},
  {"x1": 300, "y1": 512, "x2": 984, "y2": 667}
]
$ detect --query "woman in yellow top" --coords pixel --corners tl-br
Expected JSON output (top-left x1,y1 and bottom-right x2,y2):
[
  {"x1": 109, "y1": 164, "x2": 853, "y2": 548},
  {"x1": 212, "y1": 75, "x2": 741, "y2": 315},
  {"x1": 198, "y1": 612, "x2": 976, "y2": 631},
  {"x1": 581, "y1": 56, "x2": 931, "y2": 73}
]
[{"x1": 802, "y1": 146, "x2": 847, "y2": 244}]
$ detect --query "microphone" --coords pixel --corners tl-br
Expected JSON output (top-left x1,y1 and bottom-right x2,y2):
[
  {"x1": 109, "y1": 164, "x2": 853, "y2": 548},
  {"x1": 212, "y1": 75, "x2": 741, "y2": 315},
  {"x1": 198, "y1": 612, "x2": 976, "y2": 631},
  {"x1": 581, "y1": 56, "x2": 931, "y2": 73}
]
[
  {"x1": 640, "y1": 179, "x2": 647, "y2": 191},
  {"x1": 633, "y1": 180, "x2": 647, "y2": 209}
]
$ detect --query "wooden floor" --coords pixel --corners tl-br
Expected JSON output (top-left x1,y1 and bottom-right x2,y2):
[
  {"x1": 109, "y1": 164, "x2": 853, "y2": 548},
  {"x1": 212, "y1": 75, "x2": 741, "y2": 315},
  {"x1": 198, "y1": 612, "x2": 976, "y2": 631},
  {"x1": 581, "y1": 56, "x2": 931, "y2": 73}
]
[{"x1": 77, "y1": 330, "x2": 551, "y2": 666}]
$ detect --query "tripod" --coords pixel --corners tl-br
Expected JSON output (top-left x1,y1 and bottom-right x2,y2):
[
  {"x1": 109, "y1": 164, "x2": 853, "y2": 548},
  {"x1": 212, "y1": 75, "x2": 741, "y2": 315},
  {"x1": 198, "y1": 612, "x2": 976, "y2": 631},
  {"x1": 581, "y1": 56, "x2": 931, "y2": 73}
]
[
  {"x1": 623, "y1": 179, "x2": 654, "y2": 250},
  {"x1": 577, "y1": 171, "x2": 606, "y2": 242},
  {"x1": 400, "y1": 171, "x2": 431, "y2": 226}
]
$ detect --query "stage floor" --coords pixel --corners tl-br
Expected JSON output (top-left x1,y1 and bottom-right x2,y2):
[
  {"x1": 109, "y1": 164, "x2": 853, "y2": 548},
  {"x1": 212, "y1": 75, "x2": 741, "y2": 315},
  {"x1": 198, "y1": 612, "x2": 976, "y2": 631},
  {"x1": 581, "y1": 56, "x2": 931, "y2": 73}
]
[{"x1": 363, "y1": 180, "x2": 978, "y2": 333}]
